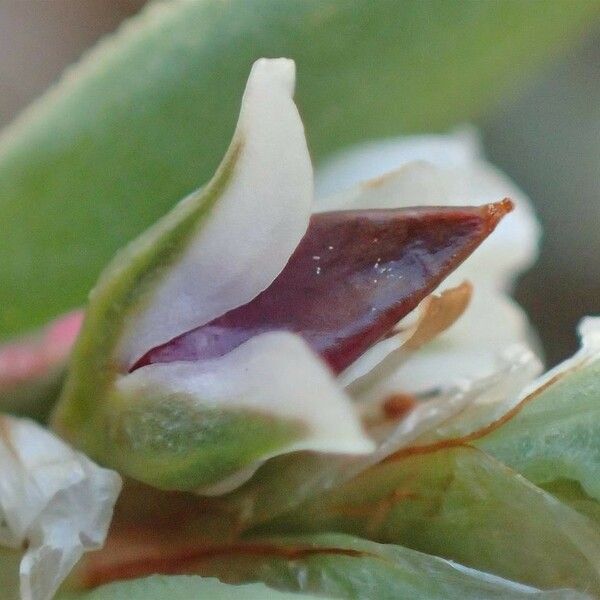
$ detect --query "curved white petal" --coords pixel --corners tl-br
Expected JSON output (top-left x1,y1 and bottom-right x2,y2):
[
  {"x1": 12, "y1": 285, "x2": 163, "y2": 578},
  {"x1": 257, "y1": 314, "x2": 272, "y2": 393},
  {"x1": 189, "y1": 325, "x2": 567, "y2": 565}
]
[
  {"x1": 119, "y1": 58, "x2": 313, "y2": 365},
  {"x1": 504, "y1": 316, "x2": 600, "y2": 410},
  {"x1": 316, "y1": 131, "x2": 541, "y2": 393},
  {"x1": 116, "y1": 332, "x2": 374, "y2": 495},
  {"x1": 404, "y1": 318, "x2": 600, "y2": 453},
  {"x1": 0, "y1": 416, "x2": 121, "y2": 600}
]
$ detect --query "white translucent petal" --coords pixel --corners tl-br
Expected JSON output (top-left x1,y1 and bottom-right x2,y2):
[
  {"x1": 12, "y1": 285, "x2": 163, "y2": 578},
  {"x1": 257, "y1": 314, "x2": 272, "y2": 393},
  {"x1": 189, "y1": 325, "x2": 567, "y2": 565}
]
[
  {"x1": 506, "y1": 316, "x2": 600, "y2": 407},
  {"x1": 354, "y1": 345, "x2": 542, "y2": 471},
  {"x1": 316, "y1": 132, "x2": 541, "y2": 392},
  {"x1": 315, "y1": 130, "x2": 480, "y2": 195},
  {"x1": 409, "y1": 345, "x2": 543, "y2": 447},
  {"x1": 0, "y1": 416, "x2": 121, "y2": 600},
  {"x1": 338, "y1": 313, "x2": 419, "y2": 389},
  {"x1": 117, "y1": 332, "x2": 375, "y2": 495},
  {"x1": 405, "y1": 319, "x2": 600, "y2": 450},
  {"x1": 119, "y1": 58, "x2": 313, "y2": 365},
  {"x1": 375, "y1": 287, "x2": 539, "y2": 395}
]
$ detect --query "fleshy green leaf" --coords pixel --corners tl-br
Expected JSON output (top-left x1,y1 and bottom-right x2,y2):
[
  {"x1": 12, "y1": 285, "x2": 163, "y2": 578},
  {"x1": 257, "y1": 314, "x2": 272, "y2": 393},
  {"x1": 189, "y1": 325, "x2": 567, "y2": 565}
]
[
  {"x1": 75, "y1": 532, "x2": 589, "y2": 600},
  {"x1": 58, "y1": 576, "x2": 318, "y2": 600},
  {"x1": 543, "y1": 479, "x2": 600, "y2": 526},
  {"x1": 259, "y1": 446, "x2": 600, "y2": 595},
  {"x1": 474, "y1": 318, "x2": 600, "y2": 504},
  {"x1": 0, "y1": 0, "x2": 597, "y2": 336}
]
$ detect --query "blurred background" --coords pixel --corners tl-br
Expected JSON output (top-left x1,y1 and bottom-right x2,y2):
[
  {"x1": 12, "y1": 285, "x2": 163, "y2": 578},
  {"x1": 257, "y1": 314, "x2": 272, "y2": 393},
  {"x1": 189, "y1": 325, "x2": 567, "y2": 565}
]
[{"x1": 0, "y1": 1, "x2": 598, "y2": 366}]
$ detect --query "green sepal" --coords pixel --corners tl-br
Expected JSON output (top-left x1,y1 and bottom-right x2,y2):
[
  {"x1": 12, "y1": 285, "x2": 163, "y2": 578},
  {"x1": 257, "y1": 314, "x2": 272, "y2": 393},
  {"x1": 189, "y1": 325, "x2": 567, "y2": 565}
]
[
  {"x1": 168, "y1": 532, "x2": 590, "y2": 599},
  {"x1": 106, "y1": 390, "x2": 303, "y2": 491}
]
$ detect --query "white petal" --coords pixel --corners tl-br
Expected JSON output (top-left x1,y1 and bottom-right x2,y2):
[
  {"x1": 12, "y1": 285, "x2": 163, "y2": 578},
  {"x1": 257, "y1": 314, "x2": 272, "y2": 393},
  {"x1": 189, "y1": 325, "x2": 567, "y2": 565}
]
[
  {"x1": 119, "y1": 58, "x2": 313, "y2": 365},
  {"x1": 116, "y1": 332, "x2": 374, "y2": 495},
  {"x1": 408, "y1": 345, "x2": 543, "y2": 447},
  {"x1": 403, "y1": 319, "x2": 600, "y2": 451},
  {"x1": 0, "y1": 416, "x2": 121, "y2": 600},
  {"x1": 375, "y1": 287, "x2": 539, "y2": 395},
  {"x1": 355, "y1": 345, "x2": 542, "y2": 472},
  {"x1": 508, "y1": 316, "x2": 600, "y2": 405},
  {"x1": 315, "y1": 130, "x2": 480, "y2": 195}
]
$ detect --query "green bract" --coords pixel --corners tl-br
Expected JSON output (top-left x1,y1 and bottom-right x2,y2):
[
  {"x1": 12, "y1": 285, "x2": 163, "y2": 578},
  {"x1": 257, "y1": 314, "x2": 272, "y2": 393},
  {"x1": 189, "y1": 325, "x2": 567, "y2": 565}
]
[
  {"x1": 477, "y1": 360, "x2": 600, "y2": 501},
  {"x1": 259, "y1": 446, "x2": 600, "y2": 595}
]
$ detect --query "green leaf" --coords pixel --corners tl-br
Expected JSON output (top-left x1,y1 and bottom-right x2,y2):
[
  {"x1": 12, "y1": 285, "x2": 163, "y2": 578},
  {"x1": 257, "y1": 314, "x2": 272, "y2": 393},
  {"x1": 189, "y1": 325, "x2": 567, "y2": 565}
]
[
  {"x1": 140, "y1": 532, "x2": 589, "y2": 599},
  {"x1": 259, "y1": 447, "x2": 600, "y2": 595},
  {"x1": 58, "y1": 576, "x2": 318, "y2": 600},
  {"x1": 0, "y1": 0, "x2": 597, "y2": 336},
  {"x1": 475, "y1": 357, "x2": 600, "y2": 501},
  {"x1": 543, "y1": 479, "x2": 600, "y2": 526}
]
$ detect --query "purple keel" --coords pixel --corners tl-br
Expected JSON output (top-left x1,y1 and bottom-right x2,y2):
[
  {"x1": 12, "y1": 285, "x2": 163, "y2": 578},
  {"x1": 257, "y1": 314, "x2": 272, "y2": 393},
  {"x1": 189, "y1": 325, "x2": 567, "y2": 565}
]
[{"x1": 133, "y1": 200, "x2": 512, "y2": 374}]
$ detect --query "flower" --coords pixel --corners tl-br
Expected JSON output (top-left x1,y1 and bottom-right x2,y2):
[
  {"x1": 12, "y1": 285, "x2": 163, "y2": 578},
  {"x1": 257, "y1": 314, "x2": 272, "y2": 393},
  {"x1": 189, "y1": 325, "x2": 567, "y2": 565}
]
[
  {"x1": 4, "y1": 57, "x2": 600, "y2": 600},
  {"x1": 49, "y1": 59, "x2": 514, "y2": 497}
]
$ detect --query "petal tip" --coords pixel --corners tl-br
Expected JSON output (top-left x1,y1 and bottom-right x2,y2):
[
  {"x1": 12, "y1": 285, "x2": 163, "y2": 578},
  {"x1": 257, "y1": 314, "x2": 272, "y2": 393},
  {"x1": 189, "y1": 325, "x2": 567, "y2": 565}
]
[
  {"x1": 486, "y1": 197, "x2": 514, "y2": 227},
  {"x1": 248, "y1": 57, "x2": 296, "y2": 95}
]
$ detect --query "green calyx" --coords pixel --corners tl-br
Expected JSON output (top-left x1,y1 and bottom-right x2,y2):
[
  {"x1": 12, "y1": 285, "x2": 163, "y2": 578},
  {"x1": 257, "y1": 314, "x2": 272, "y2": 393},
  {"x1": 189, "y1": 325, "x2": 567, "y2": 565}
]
[
  {"x1": 106, "y1": 387, "x2": 303, "y2": 491},
  {"x1": 51, "y1": 140, "x2": 241, "y2": 461}
]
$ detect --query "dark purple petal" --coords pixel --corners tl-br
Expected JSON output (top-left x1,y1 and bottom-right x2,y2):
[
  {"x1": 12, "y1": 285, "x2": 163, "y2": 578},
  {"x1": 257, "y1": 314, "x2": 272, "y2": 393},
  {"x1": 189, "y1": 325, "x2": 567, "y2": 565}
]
[{"x1": 133, "y1": 200, "x2": 512, "y2": 374}]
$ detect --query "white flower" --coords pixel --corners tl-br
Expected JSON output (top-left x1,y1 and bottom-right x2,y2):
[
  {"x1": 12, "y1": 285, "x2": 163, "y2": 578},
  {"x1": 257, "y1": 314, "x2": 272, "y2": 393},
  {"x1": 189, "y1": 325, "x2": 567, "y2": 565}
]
[{"x1": 53, "y1": 59, "x2": 542, "y2": 498}]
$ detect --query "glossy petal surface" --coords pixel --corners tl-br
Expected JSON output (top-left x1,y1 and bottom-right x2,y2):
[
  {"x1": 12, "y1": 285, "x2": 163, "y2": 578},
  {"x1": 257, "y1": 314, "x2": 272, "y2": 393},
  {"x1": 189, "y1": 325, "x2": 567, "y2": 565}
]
[
  {"x1": 316, "y1": 136, "x2": 541, "y2": 391},
  {"x1": 137, "y1": 201, "x2": 511, "y2": 374}
]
